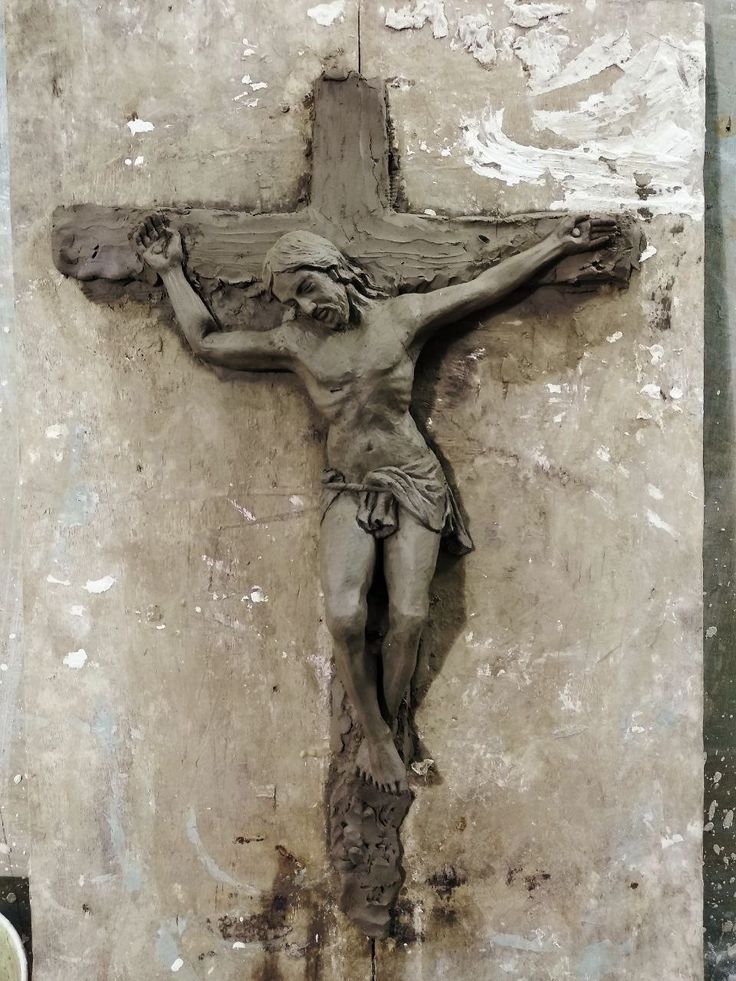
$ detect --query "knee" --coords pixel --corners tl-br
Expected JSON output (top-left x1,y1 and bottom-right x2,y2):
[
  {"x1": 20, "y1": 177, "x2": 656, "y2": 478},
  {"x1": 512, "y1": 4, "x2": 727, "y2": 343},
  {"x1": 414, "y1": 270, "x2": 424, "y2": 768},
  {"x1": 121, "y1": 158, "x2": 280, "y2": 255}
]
[
  {"x1": 388, "y1": 602, "x2": 428, "y2": 640},
  {"x1": 325, "y1": 600, "x2": 366, "y2": 647}
]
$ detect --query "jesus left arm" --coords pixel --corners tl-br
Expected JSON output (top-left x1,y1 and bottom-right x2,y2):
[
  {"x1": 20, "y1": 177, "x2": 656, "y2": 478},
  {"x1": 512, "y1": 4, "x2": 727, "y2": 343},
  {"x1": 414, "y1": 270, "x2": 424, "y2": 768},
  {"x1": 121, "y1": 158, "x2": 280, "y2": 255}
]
[{"x1": 395, "y1": 215, "x2": 617, "y2": 350}]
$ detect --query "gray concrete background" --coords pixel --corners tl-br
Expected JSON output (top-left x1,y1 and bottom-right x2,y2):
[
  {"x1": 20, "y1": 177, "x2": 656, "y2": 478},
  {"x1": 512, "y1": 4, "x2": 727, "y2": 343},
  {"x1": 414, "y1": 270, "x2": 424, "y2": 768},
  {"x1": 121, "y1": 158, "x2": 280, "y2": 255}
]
[{"x1": 2, "y1": 1, "x2": 706, "y2": 979}]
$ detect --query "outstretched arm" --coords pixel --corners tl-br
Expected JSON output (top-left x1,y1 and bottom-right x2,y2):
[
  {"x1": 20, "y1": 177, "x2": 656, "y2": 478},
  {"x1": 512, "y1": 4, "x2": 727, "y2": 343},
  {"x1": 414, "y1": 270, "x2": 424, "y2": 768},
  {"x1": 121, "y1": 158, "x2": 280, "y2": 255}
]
[
  {"x1": 132, "y1": 215, "x2": 293, "y2": 371},
  {"x1": 398, "y1": 215, "x2": 617, "y2": 350}
]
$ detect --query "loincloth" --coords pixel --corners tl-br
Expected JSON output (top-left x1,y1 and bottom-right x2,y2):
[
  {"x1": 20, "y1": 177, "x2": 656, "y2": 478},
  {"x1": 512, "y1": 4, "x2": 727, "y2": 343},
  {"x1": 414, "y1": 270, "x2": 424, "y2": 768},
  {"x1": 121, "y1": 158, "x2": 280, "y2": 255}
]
[{"x1": 321, "y1": 455, "x2": 474, "y2": 556}]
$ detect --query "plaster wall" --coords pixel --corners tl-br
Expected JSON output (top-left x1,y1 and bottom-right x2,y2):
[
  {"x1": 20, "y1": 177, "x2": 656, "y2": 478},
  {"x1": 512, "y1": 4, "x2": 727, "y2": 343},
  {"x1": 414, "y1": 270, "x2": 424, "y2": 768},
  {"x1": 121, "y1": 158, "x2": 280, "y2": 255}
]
[{"x1": 3, "y1": 1, "x2": 705, "y2": 979}]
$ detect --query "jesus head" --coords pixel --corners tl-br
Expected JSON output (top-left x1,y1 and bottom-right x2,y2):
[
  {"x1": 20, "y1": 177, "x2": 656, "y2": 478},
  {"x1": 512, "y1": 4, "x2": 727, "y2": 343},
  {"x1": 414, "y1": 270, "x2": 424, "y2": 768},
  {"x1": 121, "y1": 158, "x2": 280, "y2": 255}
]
[{"x1": 263, "y1": 230, "x2": 384, "y2": 330}]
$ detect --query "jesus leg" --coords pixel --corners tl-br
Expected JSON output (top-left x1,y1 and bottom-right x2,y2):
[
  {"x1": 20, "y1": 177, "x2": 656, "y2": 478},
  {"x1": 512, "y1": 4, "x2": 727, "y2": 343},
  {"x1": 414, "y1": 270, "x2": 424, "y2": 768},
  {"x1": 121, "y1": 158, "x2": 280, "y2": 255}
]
[
  {"x1": 320, "y1": 494, "x2": 407, "y2": 793},
  {"x1": 381, "y1": 510, "x2": 441, "y2": 721}
]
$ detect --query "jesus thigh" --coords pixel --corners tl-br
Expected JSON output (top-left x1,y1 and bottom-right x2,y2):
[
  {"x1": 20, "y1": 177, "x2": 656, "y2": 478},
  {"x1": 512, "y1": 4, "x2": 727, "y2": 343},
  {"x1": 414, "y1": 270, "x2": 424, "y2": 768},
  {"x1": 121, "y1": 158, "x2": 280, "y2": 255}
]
[{"x1": 382, "y1": 508, "x2": 441, "y2": 719}]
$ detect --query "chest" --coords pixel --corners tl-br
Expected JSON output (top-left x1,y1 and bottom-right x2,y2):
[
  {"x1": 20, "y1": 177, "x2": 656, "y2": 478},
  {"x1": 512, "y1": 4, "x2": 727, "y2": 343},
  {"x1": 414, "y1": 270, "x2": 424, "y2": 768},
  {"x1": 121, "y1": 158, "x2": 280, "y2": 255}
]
[{"x1": 302, "y1": 326, "x2": 411, "y2": 393}]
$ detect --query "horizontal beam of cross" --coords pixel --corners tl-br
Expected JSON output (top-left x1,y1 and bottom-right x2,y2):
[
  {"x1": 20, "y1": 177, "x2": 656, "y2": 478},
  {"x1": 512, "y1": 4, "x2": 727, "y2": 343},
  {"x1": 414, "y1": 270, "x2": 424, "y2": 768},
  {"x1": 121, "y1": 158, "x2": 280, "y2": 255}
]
[{"x1": 52, "y1": 72, "x2": 644, "y2": 307}]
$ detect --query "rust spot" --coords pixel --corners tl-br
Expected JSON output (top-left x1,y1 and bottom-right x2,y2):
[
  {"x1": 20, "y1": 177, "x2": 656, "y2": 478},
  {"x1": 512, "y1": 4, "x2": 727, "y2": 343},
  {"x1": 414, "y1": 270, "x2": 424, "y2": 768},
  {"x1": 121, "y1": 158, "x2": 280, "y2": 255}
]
[
  {"x1": 525, "y1": 871, "x2": 551, "y2": 893},
  {"x1": 506, "y1": 866, "x2": 522, "y2": 886},
  {"x1": 716, "y1": 115, "x2": 734, "y2": 138},
  {"x1": 427, "y1": 864, "x2": 468, "y2": 899},
  {"x1": 389, "y1": 898, "x2": 424, "y2": 945}
]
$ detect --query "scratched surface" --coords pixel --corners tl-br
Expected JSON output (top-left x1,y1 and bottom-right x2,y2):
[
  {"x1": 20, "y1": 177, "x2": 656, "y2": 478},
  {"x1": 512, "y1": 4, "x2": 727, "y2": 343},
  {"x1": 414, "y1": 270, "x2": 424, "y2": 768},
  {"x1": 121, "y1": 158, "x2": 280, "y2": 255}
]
[{"x1": 6, "y1": 1, "x2": 705, "y2": 979}]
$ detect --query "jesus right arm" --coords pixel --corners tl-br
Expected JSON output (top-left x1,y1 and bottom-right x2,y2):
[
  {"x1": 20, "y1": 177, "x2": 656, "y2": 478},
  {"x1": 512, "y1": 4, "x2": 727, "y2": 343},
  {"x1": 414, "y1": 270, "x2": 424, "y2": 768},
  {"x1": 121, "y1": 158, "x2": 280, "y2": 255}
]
[{"x1": 133, "y1": 215, "x2": 293, "y2": 371}]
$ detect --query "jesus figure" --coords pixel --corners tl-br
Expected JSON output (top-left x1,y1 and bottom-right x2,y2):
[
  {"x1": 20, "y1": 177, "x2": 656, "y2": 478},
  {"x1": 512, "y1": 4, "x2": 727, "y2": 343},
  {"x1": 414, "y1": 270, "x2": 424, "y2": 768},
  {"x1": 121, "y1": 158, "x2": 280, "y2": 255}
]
[{"x1": 133, "y1": 213, "x2": 616, "y2": 794}]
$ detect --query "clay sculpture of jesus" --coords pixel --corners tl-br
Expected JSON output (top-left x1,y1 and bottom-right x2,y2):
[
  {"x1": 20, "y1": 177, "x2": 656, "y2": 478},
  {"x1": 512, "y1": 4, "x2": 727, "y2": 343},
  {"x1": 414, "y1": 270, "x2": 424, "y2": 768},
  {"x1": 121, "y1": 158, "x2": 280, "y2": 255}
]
[{"x1": 132, "y1": 213, "x2": 616, "y2": 794}]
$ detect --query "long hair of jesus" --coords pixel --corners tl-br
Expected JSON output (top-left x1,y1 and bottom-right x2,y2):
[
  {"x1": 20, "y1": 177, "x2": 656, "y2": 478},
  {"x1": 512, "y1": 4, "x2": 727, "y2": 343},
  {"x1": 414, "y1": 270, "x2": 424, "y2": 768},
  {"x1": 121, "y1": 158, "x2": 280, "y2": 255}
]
[{"x1": 262, "y1": 230, "x2": 386, "y2": 320}]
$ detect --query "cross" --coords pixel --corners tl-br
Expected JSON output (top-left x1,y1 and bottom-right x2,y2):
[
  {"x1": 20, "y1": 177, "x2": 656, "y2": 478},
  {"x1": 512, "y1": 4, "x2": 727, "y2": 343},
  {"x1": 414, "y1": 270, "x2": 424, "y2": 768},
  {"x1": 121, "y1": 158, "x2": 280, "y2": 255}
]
[
  {"x1": 52, "y1": 71, "x2": 642, "y2": 313},
  {"x1": 51, "y1": 70, "x2": 642, "y2": 939}
]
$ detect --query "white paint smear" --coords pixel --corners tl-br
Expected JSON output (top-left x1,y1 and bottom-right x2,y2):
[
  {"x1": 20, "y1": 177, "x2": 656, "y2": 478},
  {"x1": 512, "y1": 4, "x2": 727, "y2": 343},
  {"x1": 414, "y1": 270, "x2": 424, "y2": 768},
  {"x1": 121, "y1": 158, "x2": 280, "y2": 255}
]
[
  {"x1": 229, "y1": 499, "x2": 256, "y2": 521},
  {"x1": 607, "y1": 331, "x2": 623, "y2": 343},
  {"x1": 45, "y1": 423, "x2": 67, "y2": 440},
  {"x1": 127, "y1": 118, "x2": 154, "y2": 134},
  {"x1": 532, "y1": 29, "x2": 632, "y2": 95},
  {"x1": 464, "y1": 37, "x2": 704, "y2": 217},
  {"x1": 661, "y1": 832, "x2": 684, "y2": 849},
  {"x1": 47, "y1": 574, "x2": 70, "y2": 586},
  {"x1": 640, "y1": 245, "x2": 658, "y2": 262},
  {"x1": 647, "y1": 484, "x2": 664, "y2": 501},
  {"x1": 640, "y1": 384, "x2": 663, "y2": 399},
  {"x1": 84, "y1": 575, "x2": 117, "y2": 594},
  {"x1": 63, "y1": 649, "x2": 88, "y2": 669},
  {"x1": 171, "y1": 959, "x2": 183, "y2": 974},
  {"x1": 506, "y1": 1, "x2": 569, "y2": 29},
  {"x1": 647, "y1": 510, "x2": 677, "y2": 539},
  {"x1": 70, "y1": 604, "x2": 86, "y2": 617},
  {"x1": 307, "y1": 0, "x2": 345, "y2": 25},
  {"x1": 385, "y1": 0, "x2": 448, "y2": 38}
]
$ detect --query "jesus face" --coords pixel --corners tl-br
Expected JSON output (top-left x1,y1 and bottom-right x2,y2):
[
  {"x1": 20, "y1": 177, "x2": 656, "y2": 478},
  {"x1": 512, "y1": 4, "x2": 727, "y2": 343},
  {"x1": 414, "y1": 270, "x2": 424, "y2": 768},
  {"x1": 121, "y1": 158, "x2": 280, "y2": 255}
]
[{"x1": 271, "y1": 269, "x2": 350, "y2": 329}]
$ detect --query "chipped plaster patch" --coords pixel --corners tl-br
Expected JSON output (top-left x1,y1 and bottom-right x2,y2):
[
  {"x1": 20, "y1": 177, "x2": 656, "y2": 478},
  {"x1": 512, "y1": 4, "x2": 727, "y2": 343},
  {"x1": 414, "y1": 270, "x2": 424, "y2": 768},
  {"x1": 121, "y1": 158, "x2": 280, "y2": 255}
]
[
  {"x1": 307, "y1": 0, "x2": 345, "y2": 25},
  {"x1": 385, "y1": 0, "x2": 448, "y2": 39}
]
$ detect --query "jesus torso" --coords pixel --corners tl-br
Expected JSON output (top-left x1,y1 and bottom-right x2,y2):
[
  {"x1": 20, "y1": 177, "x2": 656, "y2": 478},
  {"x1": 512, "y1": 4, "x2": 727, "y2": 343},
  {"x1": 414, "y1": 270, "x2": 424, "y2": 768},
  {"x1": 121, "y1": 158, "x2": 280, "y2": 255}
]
[{"x1": 288, "y1": 306, "x2": 433, "y2": 481}]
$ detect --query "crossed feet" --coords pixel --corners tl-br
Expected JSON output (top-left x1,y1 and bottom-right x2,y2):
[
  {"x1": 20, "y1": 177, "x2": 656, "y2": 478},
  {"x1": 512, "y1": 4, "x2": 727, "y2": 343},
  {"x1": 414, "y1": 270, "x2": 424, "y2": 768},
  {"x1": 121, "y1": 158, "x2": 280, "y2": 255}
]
[{"x1": 355, "y1": 730, "x2": 409, "y2": 795}]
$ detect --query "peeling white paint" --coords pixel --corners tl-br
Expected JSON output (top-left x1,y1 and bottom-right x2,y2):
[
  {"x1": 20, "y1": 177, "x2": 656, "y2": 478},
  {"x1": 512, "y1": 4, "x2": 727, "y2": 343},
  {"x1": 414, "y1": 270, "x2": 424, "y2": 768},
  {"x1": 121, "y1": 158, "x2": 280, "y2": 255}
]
[
  {"x1": 84, "y1": 575, "x2": 116, "y2": 594},
  {"x1": 596, "y1": 446, "x2": 611, "y2": 463},
  {"x1": 706, "y1": 625, "x2": 718, "y2": 639},
  {"x1": 170, "y1": 958, "x2": 183, "y2": 973},
  {"x1": 126, "y1": 118, "x2": 155, "y2": 134},
  {"x1": 505, "y1": 0, "x2": 569, "y2": 29},
  {"x1": 464, "y1": 37, "x2": 704, "y2": 217},
  {"x1": 307, "y1": 0, "x2": 345, "y2": 25},
  {"x1": 512, "y1": 26, "x2": 569, "y2": 91},
  {"x1": 456, "y1": 16, "x2": 499, "y2": 68},
  {"x1": 63, "y1": 649, "x2": 88, "y2": 669},
  {"x1": 385, "y1": 0, "x2": 448, "y2": 39},
  {"x1": 607, "y1": 331, "x2": 623, "y2": 343},
  {"x1": 532, "y1": 29, "x2": 632, "y2": 95},
  {"x1": 640, "y1": 244, "x2": 658, "y2": 262}
]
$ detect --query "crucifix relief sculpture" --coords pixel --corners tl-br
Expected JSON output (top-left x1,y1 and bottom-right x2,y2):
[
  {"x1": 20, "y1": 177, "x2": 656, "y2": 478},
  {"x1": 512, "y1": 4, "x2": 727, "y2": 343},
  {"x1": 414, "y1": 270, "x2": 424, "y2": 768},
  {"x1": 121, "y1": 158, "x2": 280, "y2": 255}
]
[
  {"x1": 52, "y1": 72, "x2": 641, "y2": 937},
  {"x1": 132, "y1": 211, "x2": 616, "y2": 795}
]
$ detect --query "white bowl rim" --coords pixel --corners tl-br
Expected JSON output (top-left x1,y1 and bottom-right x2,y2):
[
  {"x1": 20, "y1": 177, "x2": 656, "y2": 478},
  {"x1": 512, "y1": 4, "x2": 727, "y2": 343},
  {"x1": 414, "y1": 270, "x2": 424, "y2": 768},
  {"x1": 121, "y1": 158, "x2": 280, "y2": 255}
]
[{"x1": 0, "y1": 912, "x2": 27, "y2": 981}]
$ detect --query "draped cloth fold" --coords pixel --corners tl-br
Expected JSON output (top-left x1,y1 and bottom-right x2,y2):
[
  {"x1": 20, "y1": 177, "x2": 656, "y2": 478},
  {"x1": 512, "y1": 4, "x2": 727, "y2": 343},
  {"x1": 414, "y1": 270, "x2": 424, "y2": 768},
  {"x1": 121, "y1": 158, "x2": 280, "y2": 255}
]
[{"x1": 321, "y1": 454, "x2": 474, "y2": 556}]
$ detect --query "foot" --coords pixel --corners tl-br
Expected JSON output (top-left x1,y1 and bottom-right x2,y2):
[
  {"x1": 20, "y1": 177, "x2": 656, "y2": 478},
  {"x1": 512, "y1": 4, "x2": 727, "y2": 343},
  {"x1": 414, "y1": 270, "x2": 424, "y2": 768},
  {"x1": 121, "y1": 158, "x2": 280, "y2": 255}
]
[{"x1": 355, "y1": 732, "x2": 408, "y2": 794}]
